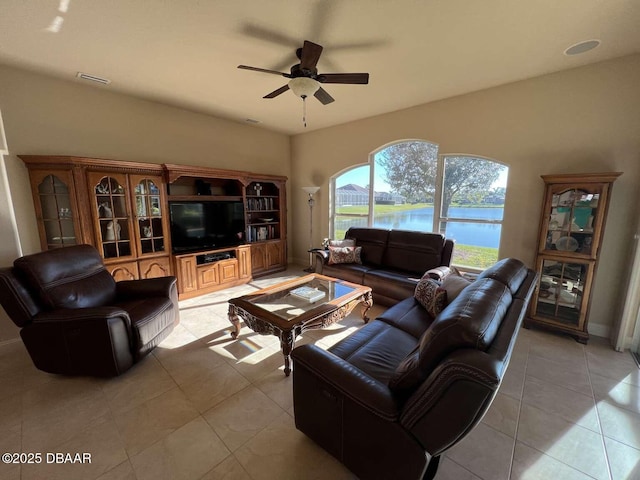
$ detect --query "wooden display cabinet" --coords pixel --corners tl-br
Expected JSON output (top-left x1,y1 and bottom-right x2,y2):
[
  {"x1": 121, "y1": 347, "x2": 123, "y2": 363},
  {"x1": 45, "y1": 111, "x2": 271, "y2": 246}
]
[
  {"x1": 164, "y1": 165, "x2": 287, "y2": 281},
  {"x1": 525, "y1": 172, "x2": 621, "y2": 343},
  {"x1": 173, "y1": 245, "x2": 251, "y2": 299},
  {"x1": 22, "y1": 158, "x2": 287, "y2": 296},
  {"x1": 246, "y1": 179, "x2": 287, "y2": 275},
  {"x1": 21, "y1": 156, "x2": 172, "y2": 281}
]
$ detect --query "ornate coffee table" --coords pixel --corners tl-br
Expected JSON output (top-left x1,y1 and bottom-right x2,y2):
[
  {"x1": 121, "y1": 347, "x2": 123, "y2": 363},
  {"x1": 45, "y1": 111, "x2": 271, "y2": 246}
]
[{"x1": 228, "y1": 274, "x2": 373, "y2": 376}]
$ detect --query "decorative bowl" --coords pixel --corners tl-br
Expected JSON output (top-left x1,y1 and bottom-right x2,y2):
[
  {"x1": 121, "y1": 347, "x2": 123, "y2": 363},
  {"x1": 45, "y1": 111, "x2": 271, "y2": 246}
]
[{"x1": 555, "y1": 236, "x2": 579, "y2": 252}]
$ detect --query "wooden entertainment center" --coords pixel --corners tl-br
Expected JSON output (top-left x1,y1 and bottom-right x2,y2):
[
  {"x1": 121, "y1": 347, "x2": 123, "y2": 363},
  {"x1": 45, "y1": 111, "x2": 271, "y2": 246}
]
[{"x1": 19, "y1": 156, "x2": 287, "y2": 299}]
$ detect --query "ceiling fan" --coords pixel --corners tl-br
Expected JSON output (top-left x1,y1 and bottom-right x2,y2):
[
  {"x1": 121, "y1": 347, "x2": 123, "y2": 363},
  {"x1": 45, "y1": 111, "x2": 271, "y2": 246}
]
[{"x1": 238, "y1": 40, "x2": 369, "y2": 105}]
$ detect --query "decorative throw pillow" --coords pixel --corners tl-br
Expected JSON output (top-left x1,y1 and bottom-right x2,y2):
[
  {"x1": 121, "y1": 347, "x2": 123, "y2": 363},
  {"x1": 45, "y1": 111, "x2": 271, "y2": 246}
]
[
  {"x1": 414, "y1": 278, "x2": 447, "y2": 317},
  {"x1": 441, "y1": 274, "x2": 472, "y2": 305},
  {"x1": 329, "y1": 239, "x2": 356, "y2": 248},
  {"x1": 327, "y1": 246, "x2": 362, "y2": 265}
]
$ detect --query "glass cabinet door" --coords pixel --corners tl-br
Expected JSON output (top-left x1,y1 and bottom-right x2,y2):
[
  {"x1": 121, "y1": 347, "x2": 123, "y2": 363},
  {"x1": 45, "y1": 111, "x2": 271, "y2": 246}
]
[
  {"x1": 92, "y1": 174, "x2": 133, "y2": 259},
  {"x1": 133, "y1": 177, "x2": 165, "y2": 254},
  {"x1": 36, "y1": 173, "x2": 78, "y2": 248},
  {"x1": 542, "y1": 185, "x2": 603, "y2": 258},
  {"x1": 533, "y1": 258, "x2": 593, "y2": 330}
]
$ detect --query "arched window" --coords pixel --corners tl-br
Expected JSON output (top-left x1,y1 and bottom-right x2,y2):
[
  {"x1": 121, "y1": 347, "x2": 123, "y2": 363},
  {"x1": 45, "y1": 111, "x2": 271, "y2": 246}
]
[{"x1": 330, "y1": 141, "x2": 508, "y2": 269}]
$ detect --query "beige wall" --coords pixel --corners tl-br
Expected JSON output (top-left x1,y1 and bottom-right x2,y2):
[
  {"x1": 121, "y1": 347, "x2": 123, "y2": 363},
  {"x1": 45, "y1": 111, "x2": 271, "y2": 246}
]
[
  {"x1": 0, "y1": 64, "x2": 290, "y2": 342},
  {"x1": 291, "y1": 54, "x2": 640, "y2": 337}
]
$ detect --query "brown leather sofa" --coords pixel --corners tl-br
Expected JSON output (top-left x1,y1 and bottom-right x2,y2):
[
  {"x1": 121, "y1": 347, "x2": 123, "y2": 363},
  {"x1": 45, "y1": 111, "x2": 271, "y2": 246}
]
[
  {"x1": 0, "y1": 245, "x2": 179, "y2": 377},
  {"x1": 292, "y1": 258, "x2": 536, "y2": 480},
  {"x1": 313, "y1": 228, "x2": 454, "y2": 305}
]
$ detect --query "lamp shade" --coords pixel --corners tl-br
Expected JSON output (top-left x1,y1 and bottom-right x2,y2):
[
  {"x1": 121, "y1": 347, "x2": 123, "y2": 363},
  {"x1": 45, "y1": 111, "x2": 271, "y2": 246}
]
[
  {"x1": 289, "y1": 77, "x2": 320, "y2": 98},
  {"x1": 302, "y1": 186, "x2": 320, "y2": 195}
]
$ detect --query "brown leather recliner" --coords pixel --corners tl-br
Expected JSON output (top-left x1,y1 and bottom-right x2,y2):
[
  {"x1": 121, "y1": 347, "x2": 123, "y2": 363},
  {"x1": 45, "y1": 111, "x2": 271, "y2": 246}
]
[
  {"x1": 0, "y1": 245, "x2": 179, "y2": 376},
  {"x1": 292, "y1": 258, "x2": 536, "y2": 480}
]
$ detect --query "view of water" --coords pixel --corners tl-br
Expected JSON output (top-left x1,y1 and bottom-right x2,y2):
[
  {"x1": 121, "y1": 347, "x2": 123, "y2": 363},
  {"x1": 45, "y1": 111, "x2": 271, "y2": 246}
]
[{"x1": 336, "y1": 206, "x2": 503, "y2": 248}]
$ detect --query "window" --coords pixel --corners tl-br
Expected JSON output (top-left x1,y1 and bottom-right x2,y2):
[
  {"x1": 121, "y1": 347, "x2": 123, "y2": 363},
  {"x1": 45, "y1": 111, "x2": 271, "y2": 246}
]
[{"x1": 330, "y1": 141, "x2": 508, "y2": 269}]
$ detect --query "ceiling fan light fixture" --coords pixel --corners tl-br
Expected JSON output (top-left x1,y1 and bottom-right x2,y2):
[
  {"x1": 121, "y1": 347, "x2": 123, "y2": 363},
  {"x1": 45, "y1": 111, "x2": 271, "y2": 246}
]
[{"x1": 288, "y1": 77, "x2": 320, "y2": 98}]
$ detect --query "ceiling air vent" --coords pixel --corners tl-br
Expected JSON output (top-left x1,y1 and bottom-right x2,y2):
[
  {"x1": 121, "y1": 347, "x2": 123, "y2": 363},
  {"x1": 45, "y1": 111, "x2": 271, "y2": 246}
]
[{"x1": 76, "y1": 72, "x2": 111, "y2": 85}]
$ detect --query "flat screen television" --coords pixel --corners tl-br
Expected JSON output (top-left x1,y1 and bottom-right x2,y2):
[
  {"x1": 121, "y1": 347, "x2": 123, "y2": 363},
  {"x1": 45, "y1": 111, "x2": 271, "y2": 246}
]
[{"x1": 169, "y1": 201, "x2": 245, "y2": 253}]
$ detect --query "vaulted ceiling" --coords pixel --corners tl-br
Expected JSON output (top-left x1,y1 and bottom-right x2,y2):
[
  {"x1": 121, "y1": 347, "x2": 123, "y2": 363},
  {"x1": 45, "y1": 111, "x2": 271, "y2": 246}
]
[{"x1": 1, "y1": 0, "x2": 639, "y2": 134}]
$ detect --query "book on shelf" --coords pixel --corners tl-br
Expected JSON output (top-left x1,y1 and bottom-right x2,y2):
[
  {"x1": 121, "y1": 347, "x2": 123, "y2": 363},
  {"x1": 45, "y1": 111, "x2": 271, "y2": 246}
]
[
  {"x1": 247, "y1": 225, "x2": 278, "y2": 242},
  {"x1": 290, "y1": 286, "x2": 326, "y2": 303},
  {"x1": 247, "y1": 197, "x2": 275, "y2": 211}
]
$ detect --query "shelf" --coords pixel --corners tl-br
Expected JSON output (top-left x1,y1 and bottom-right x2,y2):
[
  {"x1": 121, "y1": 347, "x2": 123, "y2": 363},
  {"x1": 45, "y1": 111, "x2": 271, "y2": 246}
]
[
  {"x1": 50, "y1": 236, "x2": 77, "y2": 242},
  {"x1": 547, "y1": 228, "x2": 593, "y2": 233},
  {"x1": 168, "y1": 195, "x2": 243, "y2": 202}
]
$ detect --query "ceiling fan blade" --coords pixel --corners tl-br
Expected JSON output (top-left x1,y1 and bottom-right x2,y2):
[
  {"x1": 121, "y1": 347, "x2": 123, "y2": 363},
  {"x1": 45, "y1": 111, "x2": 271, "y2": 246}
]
[
  {"x1": 318, "y1": 73, "x2": 369, "y2": 84},
  {"x1": 238, "y1": 65, "x2": 291, "y2": 77},
  {"x1": 314, "y1": 87, "x2": 335, "y2": 105},
  {"x1": 240, "y1": 24, "x2": 299, "y2": 48},
  {"x1": 263, "y1": 84, "x2": 290, "y2": 99},
  {"x1": 300, "y1": 40, "x2": 323, "y2": 70},
  {"x1": 327, "y1": 39, "x2": 389, "y2": 51}
]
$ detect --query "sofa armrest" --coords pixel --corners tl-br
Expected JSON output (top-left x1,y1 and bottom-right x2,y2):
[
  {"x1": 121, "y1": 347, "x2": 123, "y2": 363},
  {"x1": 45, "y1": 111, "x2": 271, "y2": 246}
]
[
  {"x1": 311, "y1": 250, "x2": 330, "y2": 273},
  {"x1": 399, "y1": 349, "x2": 501, "y2": 455},
  {"x1": 116, "y1": 276, "x2": 177, "y2": 300},
  {"x1": 292, "y1": 344, "x2": 400, "y2": 420},
  {"x1": 33, "y1": 306, "x2": 132, "y2": 329},
  {"x1": 424, "y1": 266, "x2": 453, "y2": 281}
]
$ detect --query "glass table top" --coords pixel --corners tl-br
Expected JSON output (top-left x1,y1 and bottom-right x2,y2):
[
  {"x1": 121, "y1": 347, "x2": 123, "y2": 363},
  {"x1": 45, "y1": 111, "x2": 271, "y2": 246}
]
[{"x1": 243, "y1": 275, "x2": 357, "y2": 322}]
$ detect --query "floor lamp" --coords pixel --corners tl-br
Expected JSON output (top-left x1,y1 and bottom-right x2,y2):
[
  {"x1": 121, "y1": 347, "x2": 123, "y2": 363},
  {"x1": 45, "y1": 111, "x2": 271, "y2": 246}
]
[{"x1": 302, "y1": 186, "x2": 320, "y2": 272}]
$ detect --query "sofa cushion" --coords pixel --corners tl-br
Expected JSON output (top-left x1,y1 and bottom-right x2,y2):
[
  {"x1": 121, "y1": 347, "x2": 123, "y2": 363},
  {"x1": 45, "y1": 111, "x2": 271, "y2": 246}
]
[
  {"x1": 328, "y1": 246, "x2": 362, "y2": 265},
  {"x1": 320, "y1": 263, "x2": 372, "y2": 286},
  {"x1": 476, "y1": 258, "x2": 528, "y2": 294},
  {"x1": 364, "y1": 269, "x2": 421, "y2": 303},
  {"x1": 389, "y1": 277, "x2": 513, "y2": 393},
  {"x1": 344, "y1": 228, "x2": 389, "y2": 266},
  {"x1": 376, "y1": 297, "x2": 435, "y2": 339},
  {"x1": 13, "y1": 245, "x2": 117, "y2": 309},
  {"x1": 329, "y1": 320, "x2": 419, "y2": 385},
  {"x1": 414, "y1": 278, "x2": 447, "y2": 317},
  {"x1": 441, "y1": 274, "x2": 472, "y2": 304},
  {"x1": 382, "y1": 230, "x2": 446, "y2": 275}
]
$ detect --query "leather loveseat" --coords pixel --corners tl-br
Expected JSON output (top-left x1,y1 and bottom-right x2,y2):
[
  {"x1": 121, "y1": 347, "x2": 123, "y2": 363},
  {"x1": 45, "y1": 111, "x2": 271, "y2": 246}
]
[
  {"x1": 313, "y1": 227, "x2": 455, "y2": 306},
  {"x1": 0, "y1": 244, "x2": 179, "y2": 376},
  {"x1": 292, "y1": 258, "x2": 536, "y2": 480}
]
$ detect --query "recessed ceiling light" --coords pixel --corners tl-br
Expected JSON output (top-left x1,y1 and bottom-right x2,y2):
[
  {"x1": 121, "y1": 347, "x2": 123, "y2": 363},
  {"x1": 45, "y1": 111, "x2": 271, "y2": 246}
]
[
  {"x1": 564, "y1": 39, "x2": 601, "y2": 56},
  {"x1": 76, "y1": 72, "x2": 111, "y2": 85}
]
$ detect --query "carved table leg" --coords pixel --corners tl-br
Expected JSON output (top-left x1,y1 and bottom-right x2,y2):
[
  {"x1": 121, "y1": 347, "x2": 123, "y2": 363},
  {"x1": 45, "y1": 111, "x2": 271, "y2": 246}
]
[
  {"x1": 280, "y1": 330, "x2": 295, "y2": 377},
  {"x1": 228, "y1": 305, "x2": 241, "y2": 339},
  {"x1": 361, "y1": 291, "x2": 373, "y2": 323}
]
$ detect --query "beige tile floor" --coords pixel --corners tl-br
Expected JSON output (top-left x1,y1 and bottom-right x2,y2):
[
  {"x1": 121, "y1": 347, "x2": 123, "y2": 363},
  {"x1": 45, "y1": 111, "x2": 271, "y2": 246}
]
[{"x1": 1, "y1": 266, "x2": 639, "y2": 480}]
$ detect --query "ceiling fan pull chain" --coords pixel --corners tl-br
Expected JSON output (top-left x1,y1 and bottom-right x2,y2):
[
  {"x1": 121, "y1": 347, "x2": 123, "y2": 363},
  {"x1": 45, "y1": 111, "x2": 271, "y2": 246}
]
[{"x1": 302, "y1": 95, "x2": 307, "y2": 127}]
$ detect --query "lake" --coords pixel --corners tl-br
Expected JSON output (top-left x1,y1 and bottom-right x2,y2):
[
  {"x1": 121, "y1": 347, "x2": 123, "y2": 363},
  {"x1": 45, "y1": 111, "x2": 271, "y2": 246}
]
[{"x1": 336, "y1": 206, "x2": 503, "y2": 248}]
